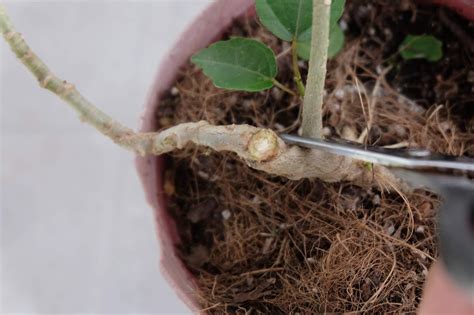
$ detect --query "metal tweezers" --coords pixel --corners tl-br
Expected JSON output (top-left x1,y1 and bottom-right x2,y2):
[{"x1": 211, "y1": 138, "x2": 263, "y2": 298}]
[{"x1": 281, "y1": 134, "x2": 474, "y2": 294}]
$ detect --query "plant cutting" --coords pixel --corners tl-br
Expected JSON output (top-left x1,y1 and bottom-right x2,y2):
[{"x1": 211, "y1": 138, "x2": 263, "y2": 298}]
[
  {"x1": 0, "y1": 0, "x2": 405, "y2": 189},
  {"x1": 1, "y1": 0, "x2": 473, "y2": 313}
]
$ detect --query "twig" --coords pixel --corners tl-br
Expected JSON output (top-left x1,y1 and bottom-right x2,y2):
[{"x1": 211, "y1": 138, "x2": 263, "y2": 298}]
[
  {"x1": 0, "y1": 3, "x2": 405, "y2": 191},
  {"x1": 361, "y1": 222, "x2": 435, "y2": 261},
  {"x1": 276, "y1": 45, "x2": 292, "y2": 59},
  {"x1": 240, "y1": 267, "x2": 284, "y2": 277},
  {"x1": 301, "y1": 0, "x2": 331, "y2": 139},
  {"x1": 291, "y1": 40, "x2": 305, "y2": 96},
  {"x1": 0, "y1": 4, "x2": 280, "y2": 160},
  {"x1": 360, "y1": 246, "x2": 397, "y2": 312},
  {"x1": 272, "y1": 79, "x2": 297, "y2": 96},
  {"x1": 0, "y1": 4, "x2": 134, "y2": 145}
]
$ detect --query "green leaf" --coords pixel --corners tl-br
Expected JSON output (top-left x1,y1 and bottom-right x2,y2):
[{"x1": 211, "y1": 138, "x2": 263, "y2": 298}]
[
  {"x1": 330, "y1": 0, "x2": 345, "y2": 29},
  {"x1": 296, "y1": 0, "x2": 346, "y2": 60},
  {"x1": 255, "y1": 0, "x2": 312, "y2": 42},
  {"x1": 296, "y1": 40, "x2": 310, "y2": 60},
  {"x1": 399, "y1": 35, "x2": 443, "y2": 62},
  {"x1": 328, "y1": 24, "x2": 344, "y2": 58},
  {"x1": 191, "y1": 38, "x2": 277, "y2": 92},
  {"x1": 296, "y1": 25, "x2": 345, "y2": 60}
]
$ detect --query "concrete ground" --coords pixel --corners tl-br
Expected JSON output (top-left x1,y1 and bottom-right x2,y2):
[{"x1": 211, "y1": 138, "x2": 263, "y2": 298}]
[{"x1": 1, "y1": 1, "x2": 212, "y2": 313}]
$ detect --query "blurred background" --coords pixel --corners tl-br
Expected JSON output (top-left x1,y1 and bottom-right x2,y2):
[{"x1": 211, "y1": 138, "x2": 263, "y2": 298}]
[{"x1": 1, "y1": 1, "x2": 212, "y2": 313}]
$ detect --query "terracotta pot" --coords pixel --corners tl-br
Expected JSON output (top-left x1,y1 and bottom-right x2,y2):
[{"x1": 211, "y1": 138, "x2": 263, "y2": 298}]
[
  {"x1": 420, "y1": 0, "x2": 474, "y2": 20},
  {"x1": 135, "y1": 0, "x2": 473, "y2": 312}
]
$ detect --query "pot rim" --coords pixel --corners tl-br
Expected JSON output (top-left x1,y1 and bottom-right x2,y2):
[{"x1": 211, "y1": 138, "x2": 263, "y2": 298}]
[{"x1": 135, "y1": 0, "x2": 254, "y2": 310}]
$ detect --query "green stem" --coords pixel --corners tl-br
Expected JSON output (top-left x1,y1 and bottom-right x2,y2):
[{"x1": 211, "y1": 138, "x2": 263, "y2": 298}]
[
  {"x1": 272, "y1": 79, "x2": 297, "y2": 97},
  {"x1": 291, "y1": 40, "x2": 305, "y2": 96},
  {"x1": 301, "y1": 0, "x2": 331, "y2": 139}
]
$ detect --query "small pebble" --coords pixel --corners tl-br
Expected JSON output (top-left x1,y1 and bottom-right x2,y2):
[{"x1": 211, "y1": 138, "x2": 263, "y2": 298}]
[
  {"x1": 372, "y1": 194, "x2": 381, "y2": 206},
  {"x1": 271, "y1": 87, "x2": 283, "y2": 101},
  {"x1": 306, "y1": 257, "x2": 316, "y2": 263},
  {"x1": 339, "y1": 20, "x2": 348, "y2": 31},
  {"x1": 416, "y1": 226, "x2": 425, "y2": 234},
  {"x1": 170, "y1": 86, "x2": 179, "y2": 96},
  {"x1": 387, "y1": 225, "x2": 395, "y2": 236},
  {"x1": 368, "y1": 27, "x2": 376, "y2": 36},
  {"x1": 335, "y1": 88, "x2": 345, "y2": 100},
  {"x1": 322, "y1": 127, "x2": 332, "y2": 137},
  {"x1": 221, "y1": 209, "x2": 231, "y2": 220}
]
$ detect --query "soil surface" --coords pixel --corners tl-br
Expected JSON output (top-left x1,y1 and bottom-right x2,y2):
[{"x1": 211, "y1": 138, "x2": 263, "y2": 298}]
[{"x1": 156, "y1": 0, "x2": 473, "y2": 313}]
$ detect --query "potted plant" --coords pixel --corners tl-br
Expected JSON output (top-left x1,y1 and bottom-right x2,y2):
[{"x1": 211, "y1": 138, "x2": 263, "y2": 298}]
[{"x1": 1, "y1": 0, "x2": 472, "y2": 313}]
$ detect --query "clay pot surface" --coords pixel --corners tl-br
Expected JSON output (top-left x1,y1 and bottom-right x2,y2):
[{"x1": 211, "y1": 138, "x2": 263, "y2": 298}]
[
  {"x1": 420, "y1": 0, "x2": 474, "y2": 20},
  {"x1": 135, "y1": 0, "x2": 473, "y2": 311},
  {"x1": 136, "y1": 0, "x2": 253, "y2": 310}
]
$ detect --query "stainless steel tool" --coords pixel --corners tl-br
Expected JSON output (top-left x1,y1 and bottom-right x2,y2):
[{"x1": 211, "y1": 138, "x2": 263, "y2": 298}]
[{"x1": 280, "y1": 133, "x2": 474, "y2": 294}]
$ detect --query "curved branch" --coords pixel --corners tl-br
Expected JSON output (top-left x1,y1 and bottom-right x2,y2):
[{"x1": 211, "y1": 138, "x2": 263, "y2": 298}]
[
  {"x1": 122, "y1": 121, "x2": 404, "y2": 191},
  {"x1": 0, "y1": 4, "x2": 134, "y2": 143},
  {"x1": 0, "y1": 4, "x2": 404, "y2": 192}
]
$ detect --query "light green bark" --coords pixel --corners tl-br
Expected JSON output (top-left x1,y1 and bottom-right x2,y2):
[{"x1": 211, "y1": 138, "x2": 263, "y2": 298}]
[{"x1": 301, "y1": 0, "x2": 331, "y2": 139}]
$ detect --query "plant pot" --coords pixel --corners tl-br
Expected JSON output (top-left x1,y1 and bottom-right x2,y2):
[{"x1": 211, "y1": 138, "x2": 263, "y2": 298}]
[
  {"x1": 135, "y1": 0, "x2": 473, "y2": 312},
  {"x1": 420, "y1": 0, "x2": 474, "y2": 20}
]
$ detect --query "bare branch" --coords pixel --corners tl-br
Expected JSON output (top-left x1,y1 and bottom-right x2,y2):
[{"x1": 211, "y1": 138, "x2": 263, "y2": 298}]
[
  {"x1": 0, "y1": 4, "x2": 134, "y2": 144},
  {"x1": 122, "y1": 121, "x2": 404, "y2": 191},
  {"x1": 0, "y1": 4, "x2": 404, "y2": 191}
]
